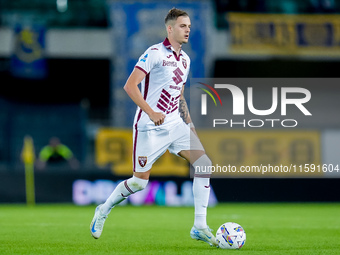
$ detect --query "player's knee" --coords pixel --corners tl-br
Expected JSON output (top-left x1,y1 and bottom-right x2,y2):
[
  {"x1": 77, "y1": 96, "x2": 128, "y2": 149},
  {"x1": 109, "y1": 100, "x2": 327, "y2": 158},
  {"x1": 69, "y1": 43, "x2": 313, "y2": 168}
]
[
  {"x1": 129, "y1": 176, "x2": 149, "y2": 191},
  {"x1": 193, "y1": 154, "x2": 212, "y2": 167},
  {"x1": 192, "y1": 154, "x2": 212, "y2": 176}
]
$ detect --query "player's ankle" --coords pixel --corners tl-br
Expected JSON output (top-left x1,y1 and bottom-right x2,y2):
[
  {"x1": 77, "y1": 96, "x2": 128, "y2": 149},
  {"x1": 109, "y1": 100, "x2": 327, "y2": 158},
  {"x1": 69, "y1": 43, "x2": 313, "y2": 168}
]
[
  {"x1": 194, "y1": 215, "x2": 207, "y2": 229},
  {"x1": 194, "y1": 223, "x2": 207, "y2": 229},
  {"x1": 100, "y1": 204, "x2": 113, "y2": 215}
]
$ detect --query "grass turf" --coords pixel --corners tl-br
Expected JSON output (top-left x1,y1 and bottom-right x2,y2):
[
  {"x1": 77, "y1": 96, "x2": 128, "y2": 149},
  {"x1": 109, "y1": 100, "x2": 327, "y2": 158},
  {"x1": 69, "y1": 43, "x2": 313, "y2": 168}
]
[{"x1": 0, "y1": 203, "x2": 339, "y2": 254}]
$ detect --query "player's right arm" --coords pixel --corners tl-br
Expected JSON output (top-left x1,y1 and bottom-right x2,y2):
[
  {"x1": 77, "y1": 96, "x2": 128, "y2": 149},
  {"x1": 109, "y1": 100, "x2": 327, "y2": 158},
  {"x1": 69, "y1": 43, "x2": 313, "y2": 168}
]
[{"x1": 123, "y1": 68, "x2": 165, "y2": 126}]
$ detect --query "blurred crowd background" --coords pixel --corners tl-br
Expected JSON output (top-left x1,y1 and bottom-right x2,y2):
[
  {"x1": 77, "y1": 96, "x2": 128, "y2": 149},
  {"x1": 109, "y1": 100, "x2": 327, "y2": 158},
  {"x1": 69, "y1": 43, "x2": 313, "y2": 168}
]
[{"x1": 0, "y1": 0, "x2": 339, "y2": 204}]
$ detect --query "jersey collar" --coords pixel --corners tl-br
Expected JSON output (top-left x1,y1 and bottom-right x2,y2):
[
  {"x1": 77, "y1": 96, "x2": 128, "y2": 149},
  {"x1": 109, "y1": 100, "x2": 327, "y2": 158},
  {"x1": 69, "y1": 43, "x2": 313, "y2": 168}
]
[{"x1": 163, "y1": 38, "x2": 182, "y2": 61}]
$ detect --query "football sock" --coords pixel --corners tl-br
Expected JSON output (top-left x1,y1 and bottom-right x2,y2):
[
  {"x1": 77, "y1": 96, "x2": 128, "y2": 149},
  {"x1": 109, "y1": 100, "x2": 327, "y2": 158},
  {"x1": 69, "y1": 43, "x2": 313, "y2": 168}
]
[
  {"x1": 100, "y1": 176, "x2": 148, "y2": 215},
  {"x1": 192, "y1": 154, "x2": 211, "y2": 229}
]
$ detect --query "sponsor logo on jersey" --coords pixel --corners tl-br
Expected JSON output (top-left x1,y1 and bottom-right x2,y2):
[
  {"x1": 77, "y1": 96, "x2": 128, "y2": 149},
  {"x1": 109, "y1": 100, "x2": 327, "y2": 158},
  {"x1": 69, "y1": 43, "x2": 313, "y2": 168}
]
[
  {"x1": 162, "y1": 60, "x2": 177, "y2": 67},
  {"x1": 166, "y1": 54, "x2": 172, "y2": 58},
  {"x1": 138, "y1": 156, "x2": 147, "y2": 167},
  {"x1": 182, "y1": 58, "x2": 187, "y2": 69},
  {"x1": 172, "y1": 67, "x2": 183, "y2": 85},
  {"x1": 169, "y1": 85, "x2": 181, "y2": 91}
]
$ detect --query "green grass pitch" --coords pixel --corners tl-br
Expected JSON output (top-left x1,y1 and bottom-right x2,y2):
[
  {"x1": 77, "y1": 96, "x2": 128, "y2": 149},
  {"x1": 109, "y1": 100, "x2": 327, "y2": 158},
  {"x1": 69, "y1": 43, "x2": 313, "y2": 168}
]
[{"x1": 1, "y1": 203, "x2": 339, "y2": 254}]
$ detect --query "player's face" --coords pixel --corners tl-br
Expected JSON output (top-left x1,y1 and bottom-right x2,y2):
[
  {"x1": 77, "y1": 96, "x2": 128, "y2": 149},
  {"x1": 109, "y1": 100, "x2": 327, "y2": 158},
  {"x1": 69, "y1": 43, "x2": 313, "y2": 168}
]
[{"x1": 172, "y1": 16, "x2": 191, "y2": 44}]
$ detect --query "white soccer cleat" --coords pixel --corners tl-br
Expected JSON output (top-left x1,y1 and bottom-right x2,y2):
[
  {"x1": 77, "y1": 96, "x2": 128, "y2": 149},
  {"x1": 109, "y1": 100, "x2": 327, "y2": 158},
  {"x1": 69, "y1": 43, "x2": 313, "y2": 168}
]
[
  {"x1": 90, "y1": 204, "x2": 108, "y2": 239},
  {"x1": 190, "y1": 226, "x2": 219, "y2": 247}
]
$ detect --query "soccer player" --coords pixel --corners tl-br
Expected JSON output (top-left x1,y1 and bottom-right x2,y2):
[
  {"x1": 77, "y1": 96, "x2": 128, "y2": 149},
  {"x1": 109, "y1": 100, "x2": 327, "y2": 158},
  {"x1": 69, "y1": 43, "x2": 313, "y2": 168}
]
[{"x1": 90, "y1": 8, "x2": 218, "y2": 247}]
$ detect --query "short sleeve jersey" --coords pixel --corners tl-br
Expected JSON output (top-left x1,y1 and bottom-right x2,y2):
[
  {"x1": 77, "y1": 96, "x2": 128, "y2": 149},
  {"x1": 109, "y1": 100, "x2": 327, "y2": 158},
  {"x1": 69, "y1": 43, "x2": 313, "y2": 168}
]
[{"x1": 133, "y1": 38, "x2": 191, "y2": 131}]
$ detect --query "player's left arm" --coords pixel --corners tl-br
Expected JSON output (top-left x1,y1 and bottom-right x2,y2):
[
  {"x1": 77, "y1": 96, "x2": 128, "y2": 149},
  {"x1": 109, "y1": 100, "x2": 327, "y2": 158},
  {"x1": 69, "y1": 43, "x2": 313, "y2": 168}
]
[{"x1": 179, "y1": 85, "x2": 197, "y2": 135}]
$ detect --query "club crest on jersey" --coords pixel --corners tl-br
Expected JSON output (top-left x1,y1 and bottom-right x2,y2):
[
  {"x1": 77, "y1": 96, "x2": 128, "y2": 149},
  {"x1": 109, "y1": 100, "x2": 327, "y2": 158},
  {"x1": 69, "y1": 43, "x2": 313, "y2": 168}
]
[
  {"x1": 182, "y1": 58, "x2": 187, "y2": 69},
  {"x1": 138, "y1": 156, "x2": 147, "y2": 167}
]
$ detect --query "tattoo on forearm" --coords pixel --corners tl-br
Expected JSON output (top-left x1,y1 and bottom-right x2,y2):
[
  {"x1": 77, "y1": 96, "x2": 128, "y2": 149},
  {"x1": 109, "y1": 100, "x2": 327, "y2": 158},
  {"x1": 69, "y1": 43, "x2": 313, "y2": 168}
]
[{"x1": 179, "y1": 98, "x2": 190, "y2": 124}]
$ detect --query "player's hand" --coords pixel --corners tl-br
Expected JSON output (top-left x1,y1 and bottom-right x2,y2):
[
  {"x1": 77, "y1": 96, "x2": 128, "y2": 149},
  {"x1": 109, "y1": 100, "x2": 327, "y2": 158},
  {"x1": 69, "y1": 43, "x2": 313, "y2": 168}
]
[{"x1": 149, "y1": 111, "x2": 166, "y2": 126}]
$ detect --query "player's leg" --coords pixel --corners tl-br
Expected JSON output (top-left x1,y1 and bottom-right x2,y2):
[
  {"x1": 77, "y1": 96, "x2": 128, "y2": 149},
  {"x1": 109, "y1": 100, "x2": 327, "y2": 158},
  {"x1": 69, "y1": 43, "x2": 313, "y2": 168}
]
[
  {"x1": 168, "y1": 122, "x2": 217, "y2": 246},
  {"x1": 99, "y1": 170, "x2": 150, "y2": 215},
  {"x1": 179, "y1": 149, "x2": 218, "y2": 246},
  {"x1": 90, "y1": 173, "x2": 149, "y2": 239},
  {"x1": 90, "y1": 129, "x2": 170, "y2": 239},
  {"x1": 99, "y1": 129, "x2": 156, "y2": 216},
  {"x1": 100, "y1": 172, "x2": 150, "y2": 214},
  {"x1": 179, "y1": 149, "x2": 210, "y2": 229}
]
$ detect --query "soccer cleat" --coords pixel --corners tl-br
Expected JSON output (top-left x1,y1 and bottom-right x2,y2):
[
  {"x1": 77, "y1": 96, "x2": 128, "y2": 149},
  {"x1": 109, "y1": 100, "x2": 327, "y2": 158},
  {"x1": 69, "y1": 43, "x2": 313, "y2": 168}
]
[
  {"x1": 190, "y1": 226, "x2": 219, "y2": 247},
  {"x1": 90, "y1": 204, "x2": 108, "y2": 239}
]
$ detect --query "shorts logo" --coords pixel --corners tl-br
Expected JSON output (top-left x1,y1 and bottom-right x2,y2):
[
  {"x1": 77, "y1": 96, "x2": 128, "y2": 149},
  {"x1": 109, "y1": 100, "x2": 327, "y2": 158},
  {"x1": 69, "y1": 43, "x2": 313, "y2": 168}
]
[
  {"x1": 138, "y1": 156, "x2": 147, "y2": 167},
  {"x1": 182, "y1": 58, "x2": 187, "y2": 69}
]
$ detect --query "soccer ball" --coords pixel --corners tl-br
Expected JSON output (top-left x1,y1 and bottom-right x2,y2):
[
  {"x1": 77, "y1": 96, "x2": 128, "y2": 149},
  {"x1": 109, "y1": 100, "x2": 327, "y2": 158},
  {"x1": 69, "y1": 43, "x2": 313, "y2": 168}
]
[{"x1": 216, "y1": 222, "x2": 246, "y2": 249}]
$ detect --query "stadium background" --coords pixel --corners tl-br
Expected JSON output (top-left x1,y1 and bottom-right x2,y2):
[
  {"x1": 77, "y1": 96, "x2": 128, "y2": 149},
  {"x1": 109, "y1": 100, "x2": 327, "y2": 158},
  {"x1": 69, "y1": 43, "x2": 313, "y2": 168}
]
[{"x1": 0, "y1": 0, "x2": 339, "y2": 205}]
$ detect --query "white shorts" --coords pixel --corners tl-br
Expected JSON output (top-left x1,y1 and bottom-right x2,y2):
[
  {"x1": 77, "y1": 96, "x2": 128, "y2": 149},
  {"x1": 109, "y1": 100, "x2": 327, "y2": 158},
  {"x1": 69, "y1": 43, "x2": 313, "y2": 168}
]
[{"x1": 133, "y1": 121, "x2": 204, "y2": 172}]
